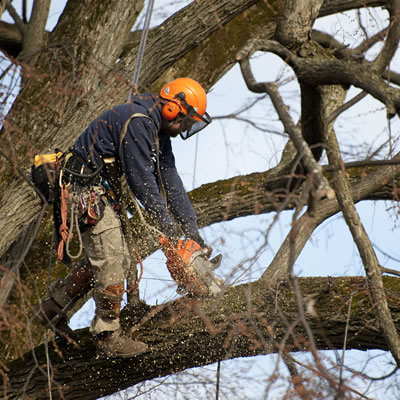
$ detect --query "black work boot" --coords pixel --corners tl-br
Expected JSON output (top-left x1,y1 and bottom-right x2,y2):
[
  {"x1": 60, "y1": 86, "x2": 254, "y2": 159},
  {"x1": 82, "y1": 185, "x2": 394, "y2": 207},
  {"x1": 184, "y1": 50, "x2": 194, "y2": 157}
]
[
  {"x1": 33, "y1": 294, "x2": 74, "y2": 336},
  {"x1": 33, "y1": 257, "x2": 94, "y2": 336},
  {"x1": 96, "y1": 329, "x2": 148, "y2": 358}
]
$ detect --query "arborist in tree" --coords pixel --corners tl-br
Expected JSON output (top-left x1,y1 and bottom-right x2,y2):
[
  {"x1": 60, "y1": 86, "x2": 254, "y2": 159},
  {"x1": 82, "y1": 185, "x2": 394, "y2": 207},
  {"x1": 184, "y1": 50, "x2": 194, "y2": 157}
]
[{"x1": 32, "y1": 78, "x2": 223, "y2": 358}]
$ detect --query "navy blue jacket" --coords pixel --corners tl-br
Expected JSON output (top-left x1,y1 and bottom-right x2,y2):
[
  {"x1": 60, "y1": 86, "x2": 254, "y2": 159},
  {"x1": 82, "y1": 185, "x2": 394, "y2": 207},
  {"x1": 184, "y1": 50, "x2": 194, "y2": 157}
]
[{"x1": 73, "y1": 94, "x2": 200, "y2": 239}]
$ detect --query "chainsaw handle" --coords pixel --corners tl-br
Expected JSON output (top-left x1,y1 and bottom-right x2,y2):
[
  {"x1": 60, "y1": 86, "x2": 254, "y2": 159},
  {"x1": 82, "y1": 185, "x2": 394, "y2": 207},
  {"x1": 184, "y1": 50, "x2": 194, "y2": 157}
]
[{"x1": 209, "y1": 254, "x2": 223, "y2": 270}]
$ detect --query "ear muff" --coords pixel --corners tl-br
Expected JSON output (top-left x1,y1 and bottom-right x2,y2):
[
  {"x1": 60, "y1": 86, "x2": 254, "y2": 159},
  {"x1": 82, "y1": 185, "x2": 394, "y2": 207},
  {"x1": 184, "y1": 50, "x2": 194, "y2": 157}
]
[{"x1": 162, "y1": 101, "x2": 180, "y2": 120}]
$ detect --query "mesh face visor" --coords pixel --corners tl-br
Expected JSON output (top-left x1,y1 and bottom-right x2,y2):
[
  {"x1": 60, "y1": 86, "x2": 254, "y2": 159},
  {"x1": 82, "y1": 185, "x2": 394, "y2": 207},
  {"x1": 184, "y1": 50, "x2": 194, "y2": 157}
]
[
  {"x1": 176, "y1": 95, "x2": 212, "y2": 140},
  {"x1": 179, "y1": 111, "x2": 212, "y2": 140}
]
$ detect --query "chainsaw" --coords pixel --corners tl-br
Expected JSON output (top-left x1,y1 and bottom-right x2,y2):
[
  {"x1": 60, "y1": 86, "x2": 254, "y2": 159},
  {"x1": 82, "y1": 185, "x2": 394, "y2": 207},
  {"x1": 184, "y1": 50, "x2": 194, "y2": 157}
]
[{"x1": 159, "y1": 236, "x2": 224, "y2": 296}]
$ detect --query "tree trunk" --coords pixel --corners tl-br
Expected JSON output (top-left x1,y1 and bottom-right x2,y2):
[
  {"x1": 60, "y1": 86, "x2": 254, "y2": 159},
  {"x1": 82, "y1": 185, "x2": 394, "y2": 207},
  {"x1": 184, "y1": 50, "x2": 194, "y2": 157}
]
[{"x1": 0, "y1": 0, "x2": 397, "y2": 398}]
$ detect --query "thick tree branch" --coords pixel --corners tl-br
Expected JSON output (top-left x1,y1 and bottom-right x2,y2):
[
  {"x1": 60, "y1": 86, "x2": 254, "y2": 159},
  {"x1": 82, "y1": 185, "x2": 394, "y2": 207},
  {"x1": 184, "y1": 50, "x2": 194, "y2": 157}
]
[
  {"x1": 0, "y1": 1, "x2": 389, "y2": 66},
  {"x1": 274, "y1": 0, "x2": 324, "y2": 48},
  {"x1": 261, "y1": 153, "x2": 400, "y2": 282},
  {"x1": 0, "y1": 21, "x2": 22, "y2": 56},
  {"x1": 372, "y1": 0, "x2": 400, "y2": 72},
  {"x1": 5, "y1": 1, "x2": 25, "y2": 35},
  {"x1": 3, "y1": 275, "x2": 400, "y2": 399},
  {"x1": 20, "y1": 0, "x2": 51, "y2": 59},
  {"x1": 0, "y1": 1, "x2": 400, "y2": 398},
  {"x1": 0, "y1": 0, "x2": 6, "y2": 22}
]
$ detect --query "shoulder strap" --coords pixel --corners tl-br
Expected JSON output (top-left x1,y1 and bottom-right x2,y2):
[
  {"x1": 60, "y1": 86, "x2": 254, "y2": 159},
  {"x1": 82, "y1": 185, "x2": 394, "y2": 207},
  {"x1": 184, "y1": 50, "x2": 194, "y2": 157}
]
[{"x1": 119, "y1": 112, "x2": 167, "y2": 202}]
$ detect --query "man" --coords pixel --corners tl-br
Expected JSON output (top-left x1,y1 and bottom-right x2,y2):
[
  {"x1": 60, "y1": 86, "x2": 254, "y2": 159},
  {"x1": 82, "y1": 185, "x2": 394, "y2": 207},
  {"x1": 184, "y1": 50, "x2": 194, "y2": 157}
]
[{"x1": 33, "y1": 77, "x2": 213, "y2": 358}]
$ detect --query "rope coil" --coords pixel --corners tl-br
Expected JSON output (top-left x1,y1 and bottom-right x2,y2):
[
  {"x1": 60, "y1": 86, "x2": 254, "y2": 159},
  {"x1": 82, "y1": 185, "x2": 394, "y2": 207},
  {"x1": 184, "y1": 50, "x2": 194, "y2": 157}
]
[{"x1": 57, "y1": 185, "x2": 83, "y2": 261}]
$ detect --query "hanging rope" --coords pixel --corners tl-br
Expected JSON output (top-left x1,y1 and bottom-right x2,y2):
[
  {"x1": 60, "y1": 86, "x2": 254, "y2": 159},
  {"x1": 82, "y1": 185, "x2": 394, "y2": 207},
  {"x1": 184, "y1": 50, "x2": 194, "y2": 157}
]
[
  {"x1": 57, "y1": 184, "x2": 69, "y2": 260},
  {"x1": 216, "y1": 360, "x2": 221, "y2": 400},
  {"x1": 44, "y1": 332, "x2": 53, "y2": 400},
  {"x1": 127, "y1": 0, "x2": 155, "y2": 101},
  {"x1": 57, "y1": 184, "x2": 83, "y2": 261},
  {"x1": 125, "y1": 247, "x2": 144, "y2": 293},
  {"x1": 192, "y1": 134, "x2": 199, "y2": 189}
]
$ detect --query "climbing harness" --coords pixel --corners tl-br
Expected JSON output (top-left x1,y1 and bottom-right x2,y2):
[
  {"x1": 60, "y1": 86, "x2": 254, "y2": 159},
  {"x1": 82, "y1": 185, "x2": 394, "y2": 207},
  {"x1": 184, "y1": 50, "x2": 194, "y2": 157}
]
[
  {"x1": 31, "y1": 150, "x2": 105, "y2": 262},
  {"x1": 118, "y1": 112, "x2": 167, "y2": 201},
  {"x1": 31, "y1": 2, "x2": 155, "y2": 384}
]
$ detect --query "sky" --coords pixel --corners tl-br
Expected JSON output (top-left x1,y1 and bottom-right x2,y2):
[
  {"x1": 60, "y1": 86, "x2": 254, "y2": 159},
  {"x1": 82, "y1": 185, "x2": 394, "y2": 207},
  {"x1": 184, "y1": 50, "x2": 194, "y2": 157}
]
[{"x1": 2, "y1": 1, "x2": 400, "y2": 399}]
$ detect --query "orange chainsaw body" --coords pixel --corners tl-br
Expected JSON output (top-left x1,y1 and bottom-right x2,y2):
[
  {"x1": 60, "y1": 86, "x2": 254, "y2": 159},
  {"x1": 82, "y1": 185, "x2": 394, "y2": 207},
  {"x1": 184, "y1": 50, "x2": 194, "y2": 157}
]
[{"x1": 159, "y1": 237, "x2": 222, "y2": 296}]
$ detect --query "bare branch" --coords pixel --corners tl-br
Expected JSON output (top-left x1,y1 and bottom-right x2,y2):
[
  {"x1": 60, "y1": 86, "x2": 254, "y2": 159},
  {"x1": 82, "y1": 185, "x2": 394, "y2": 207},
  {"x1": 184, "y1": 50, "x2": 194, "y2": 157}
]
[
  {"x1": 261, "y1": 152, "x2": 400, "y2": 282},
  {"x1": 21, "y1": 0, "x2": 51, "y2": 57},
  {"x1": 281, "y1": 353, "x2": 311, "y2": 399},
  {"x1": 287, "y1": 206, "x2": 337, "y2": 392},
  {"x1": 311, "y1": 27, "x2": 388, "y2": 60},
  {"x1": 381, "y1": 266, "x2": 400, "y2": 277},
  {"x1": 372, "y1": 0, "x2": 400, "y2": 72},
  {"x1": 325, "y1": 113, "x2": 400, "y2": 367},
  {"x1": 5, "y1": 1, "x2": 25, "y2": 35},
  {"x1": 287, "y1": 354, "x2": 375, "y2": 399},
  {"x1": 237, "y1": 38, "x2": 400, "y2": 117},
  {"x1": 354, "y1": 27, "x2": 388, "y2": 54},
  {"x1": 236, "y1": 49, "x2": 335, "y2": 201},
  {"x1": 327, "y1": 90, "x2": 368, "y2": 124},
  {"x1": 383, "y1": 69, "x2": 400, "y2": 86}
]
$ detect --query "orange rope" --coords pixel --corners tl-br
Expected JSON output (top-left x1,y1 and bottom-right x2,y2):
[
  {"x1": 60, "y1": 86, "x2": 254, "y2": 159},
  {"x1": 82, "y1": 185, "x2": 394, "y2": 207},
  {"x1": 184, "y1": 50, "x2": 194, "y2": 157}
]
[
  {"x1": 57, "y1": 184, "x2": 71, "y2": 260},
  {"x1": 126, "y1": 248, "x2": 144, "y2": 293}
]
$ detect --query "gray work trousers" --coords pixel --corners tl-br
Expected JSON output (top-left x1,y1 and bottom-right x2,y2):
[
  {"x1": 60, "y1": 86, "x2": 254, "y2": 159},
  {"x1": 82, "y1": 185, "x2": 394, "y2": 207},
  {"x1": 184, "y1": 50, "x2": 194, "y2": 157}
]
[{"x1": 80, "y1": 200, "x2": 131, "y2": 335}]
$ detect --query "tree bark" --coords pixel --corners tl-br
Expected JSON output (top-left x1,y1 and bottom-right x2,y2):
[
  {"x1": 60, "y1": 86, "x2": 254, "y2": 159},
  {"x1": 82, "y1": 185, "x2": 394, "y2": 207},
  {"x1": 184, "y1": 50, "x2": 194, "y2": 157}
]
[
  {"x1": 2, "y1": 275, "x2": 400, "y2": 400},
  {"x1": 1, "y1": 0, "x2": 399, "y2": 397},
  {"x1": 1, "y1": 161, "x2": 397, "y2": 362},
  {"x1": 0, "y1": 0, "x2": 388, "y2": 261}
]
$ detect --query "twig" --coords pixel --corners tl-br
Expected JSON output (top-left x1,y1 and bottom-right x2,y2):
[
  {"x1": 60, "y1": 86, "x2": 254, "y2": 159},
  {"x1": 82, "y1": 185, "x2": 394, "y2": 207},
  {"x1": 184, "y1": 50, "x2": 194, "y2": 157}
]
[
  {"x1": 327, "y1": 91, "x2": 368, "y2": 125},
  {"x1": 339, "y1": 292, "x2": 357, "y2": 396},
  {"x1": 381, "y1": 266, "x2": 400, "y2": 277},
  {"x1": 286, "y1": 354, "x2": 374, "y2": 400}
]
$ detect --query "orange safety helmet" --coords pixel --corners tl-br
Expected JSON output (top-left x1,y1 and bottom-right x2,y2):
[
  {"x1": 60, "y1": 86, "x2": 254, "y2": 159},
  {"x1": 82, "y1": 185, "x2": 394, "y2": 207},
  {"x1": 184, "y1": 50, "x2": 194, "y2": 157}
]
[{"x1": 160, "y1": 77, "x2": 212, "y2": 139}]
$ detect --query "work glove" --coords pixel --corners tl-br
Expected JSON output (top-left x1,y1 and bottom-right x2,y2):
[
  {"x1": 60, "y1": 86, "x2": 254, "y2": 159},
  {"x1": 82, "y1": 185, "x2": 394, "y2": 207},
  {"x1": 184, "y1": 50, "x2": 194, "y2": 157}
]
[
  {"x1": 187, "y1": 232, "x2": 213, "y2": 258},
  {"x1": 159, "y1": 236, "x2": 224, "y2": 296}
]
